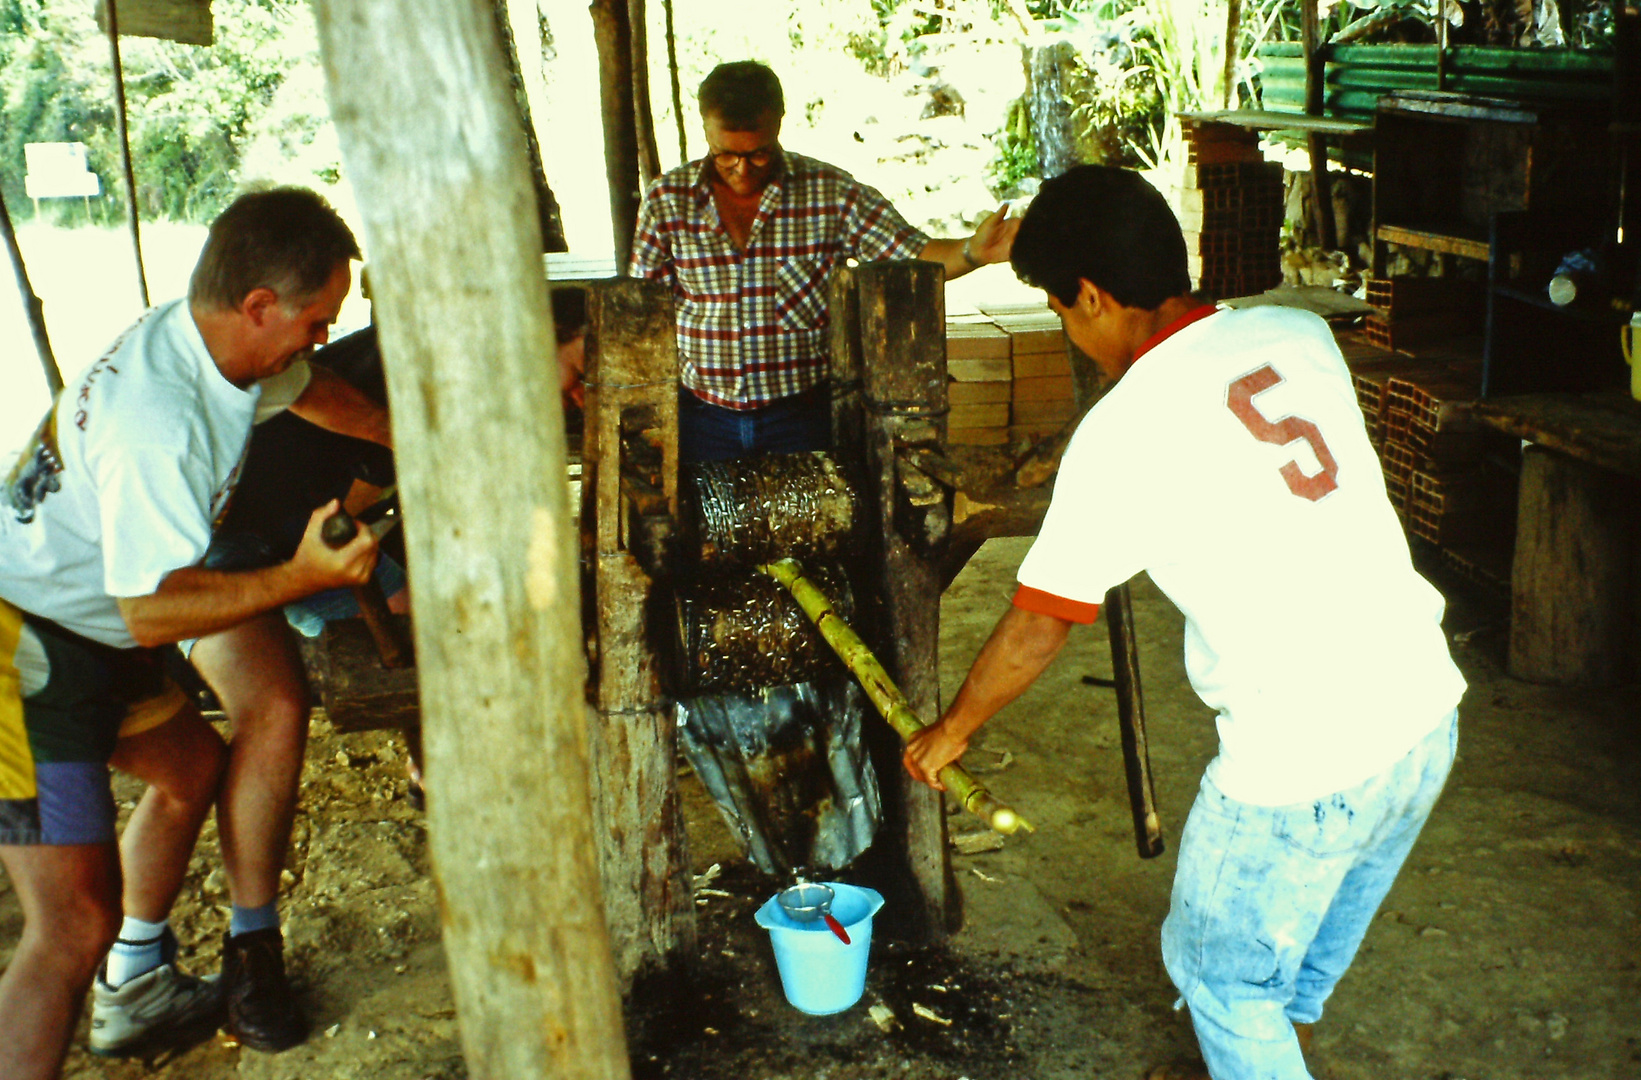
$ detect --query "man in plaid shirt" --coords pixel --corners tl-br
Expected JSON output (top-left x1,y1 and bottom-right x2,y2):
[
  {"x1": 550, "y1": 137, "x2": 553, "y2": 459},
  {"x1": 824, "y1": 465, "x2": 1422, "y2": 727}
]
[{"x1": 629, "y1": 60, "x2": 1019, "y2": 462}]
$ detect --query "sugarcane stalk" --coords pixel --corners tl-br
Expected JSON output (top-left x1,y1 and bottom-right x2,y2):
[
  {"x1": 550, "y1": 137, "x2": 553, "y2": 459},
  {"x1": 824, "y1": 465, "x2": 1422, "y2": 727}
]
[{"x1": 758, "y1": 557, "x2": 1033, "y2": 836}]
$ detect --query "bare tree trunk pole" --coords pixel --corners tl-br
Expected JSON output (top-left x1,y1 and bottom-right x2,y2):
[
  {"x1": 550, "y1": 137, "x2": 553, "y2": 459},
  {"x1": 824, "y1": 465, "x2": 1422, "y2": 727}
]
[
  {"x1": 1300, "y1": 0, "x2": 1337, "y2": 251},
  {"x1": 629, "y1": 0, "x2": 661, "y2": 184},
  {"x1": 1222, "y1": 0, "x2": 1242, "y2": 108},
  {"x1": 311, "y1": 4, "x2": 631, "y2": 1078},
  {"x1": 0, "y1": 191, "x2": 62, "y2": 396},
  {"x1": 591, "y1": 0, "x2": 642, "y2": 271},
  {"x1": 662, "y1": 0, "x2": 687, "y2": 162},
  {"x1": 104, "y1": 0, "x2": 149, "y2": 309},
  {"x1": 491, "y1": 0, "x2": 568, "y2": 251}
]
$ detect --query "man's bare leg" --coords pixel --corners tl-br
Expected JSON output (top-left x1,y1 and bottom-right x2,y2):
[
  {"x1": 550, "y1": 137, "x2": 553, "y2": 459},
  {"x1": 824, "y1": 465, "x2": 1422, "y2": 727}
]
[
  {"x1": 111, "y1": 706, "x2": 227, "y2": 921},
  {"x1": 188, "y1": 609, "x2": 311, "y2": 1051},
  {"x1": 0, "y1": 843, "x2": 121, "y2": 1080},
  {"x1": 190, "y1": 611, "x2": 309, "y2": 912}
]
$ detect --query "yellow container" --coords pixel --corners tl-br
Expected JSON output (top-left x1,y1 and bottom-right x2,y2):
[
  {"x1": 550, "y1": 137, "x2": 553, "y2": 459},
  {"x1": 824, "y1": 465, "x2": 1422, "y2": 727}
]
[{"x1": 1626, "y1": 317, "x2": 1641, "y2": 401}]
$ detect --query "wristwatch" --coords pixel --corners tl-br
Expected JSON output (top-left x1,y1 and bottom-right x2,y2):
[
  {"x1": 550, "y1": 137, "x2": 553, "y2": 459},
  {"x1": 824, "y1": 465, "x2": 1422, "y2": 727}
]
[{"x1": 961, "y1": 240, "x2": 983, "y2": 269}]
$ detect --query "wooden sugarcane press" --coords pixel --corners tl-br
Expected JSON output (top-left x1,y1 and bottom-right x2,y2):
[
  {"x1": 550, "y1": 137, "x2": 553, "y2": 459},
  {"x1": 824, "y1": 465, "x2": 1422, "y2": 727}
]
[{"x1": 578, "y1": 261, "x2": 1164, "y2": 987}]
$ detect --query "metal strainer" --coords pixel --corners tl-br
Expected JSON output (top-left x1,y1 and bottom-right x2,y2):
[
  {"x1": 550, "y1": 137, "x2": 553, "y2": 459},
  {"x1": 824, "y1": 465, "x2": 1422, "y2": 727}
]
[{"x1": 776, "y1": 882, "x2": 851, "y2": 943}]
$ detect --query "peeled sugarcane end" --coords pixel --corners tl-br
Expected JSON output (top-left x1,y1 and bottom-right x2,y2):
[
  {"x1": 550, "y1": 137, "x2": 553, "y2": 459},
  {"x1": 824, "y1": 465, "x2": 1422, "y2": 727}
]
[{"x1": 989, "y1": 807, "x2": 1022, "y2": 835}]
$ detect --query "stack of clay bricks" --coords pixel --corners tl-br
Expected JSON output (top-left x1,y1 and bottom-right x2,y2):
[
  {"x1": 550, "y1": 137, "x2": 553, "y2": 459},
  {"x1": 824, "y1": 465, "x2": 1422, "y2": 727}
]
[
  {"x1": 1177, "y1": 120, "x2": 1284, "y2": 299},
  {"x1": 944, "y1": 302, "x2": 1077, "y2": 446},
  {"x1": 1363, "y1": 276, "x2": 1485, "y2": 353},
  {"x1": 1344, "y1": 337, "x2": 1503, "y2": 548}
]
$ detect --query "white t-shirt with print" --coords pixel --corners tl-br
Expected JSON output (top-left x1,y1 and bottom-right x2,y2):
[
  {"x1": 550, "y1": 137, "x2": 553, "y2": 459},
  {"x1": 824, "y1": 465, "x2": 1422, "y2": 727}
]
[
  {"x1": 0, "y1": 300, "x2": 261, "y2": 648},
  {"x1": 1017, "y1": 305, "x2": 1466, "y2": 806}
]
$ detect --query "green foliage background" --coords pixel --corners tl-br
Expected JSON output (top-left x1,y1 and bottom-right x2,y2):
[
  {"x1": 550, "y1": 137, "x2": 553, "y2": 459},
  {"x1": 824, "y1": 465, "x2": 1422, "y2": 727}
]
[{"x1": 0, "y1": 0, "x2": 335, "y2": 224}]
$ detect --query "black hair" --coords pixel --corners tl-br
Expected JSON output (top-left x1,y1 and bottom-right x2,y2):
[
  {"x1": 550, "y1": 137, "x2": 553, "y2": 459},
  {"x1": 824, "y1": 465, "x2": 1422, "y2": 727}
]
[
  {"x1": 189, "y1": 186, "x2": 361, "y2": 311},
  {"x1": 549, "y1": 285, "x2": 588, "y2": 345},
  {"x1": 1010, "y1": 165, "x2": 1191, "y2": 311},
  {"x1": 698, "y1": 61, "x2": 784, "y2": 129}
]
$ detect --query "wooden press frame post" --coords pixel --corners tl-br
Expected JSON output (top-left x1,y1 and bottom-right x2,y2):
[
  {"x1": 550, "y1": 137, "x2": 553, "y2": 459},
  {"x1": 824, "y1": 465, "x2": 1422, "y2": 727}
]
[
  {"x1": 833, "y1": 260, "x2": 955, "y2": 940},
  {"x1": 581, "y1": 278, "x2": 695, "y2": 982}
]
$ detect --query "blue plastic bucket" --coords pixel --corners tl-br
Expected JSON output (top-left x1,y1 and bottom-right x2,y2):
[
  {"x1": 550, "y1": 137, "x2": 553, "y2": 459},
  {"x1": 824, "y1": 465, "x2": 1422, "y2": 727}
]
[{"x1": 754, "y1": 882, "x2": 884, "y2": 1015}]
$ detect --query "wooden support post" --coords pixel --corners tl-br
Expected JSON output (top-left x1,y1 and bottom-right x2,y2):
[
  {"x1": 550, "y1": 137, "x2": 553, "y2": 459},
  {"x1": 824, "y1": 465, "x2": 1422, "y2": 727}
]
[
  {"x1": 850, "y1": 260, "x2": 953, "y2": 941},
  {"x1": 310, "y1": 4, "x2": 632, "y2": 1077},
  {"x1": 104, "y1": 0, "x2": 149, "y2": 309},
  {"x1": 1508, "y1": 445, "x2": 1640, "y2": 686},
  {"x1": 591, "y1": 0, "x2": 643, "y2": 271},
  {"x1": 1300, "y1": 0, "x2": 1336, "y2": 252},
  {"x1": 0, "y1": 191, "x2": 62, "y2": 396},
  {"x1": 581, "y1": 279, "x2": 696, "y2": 982}
]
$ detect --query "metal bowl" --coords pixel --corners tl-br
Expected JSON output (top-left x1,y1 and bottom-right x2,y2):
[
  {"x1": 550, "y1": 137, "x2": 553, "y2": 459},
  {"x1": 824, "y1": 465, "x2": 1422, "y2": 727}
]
[{"x1": 776, "y1": 882, "x2": 835, "y2": 923}]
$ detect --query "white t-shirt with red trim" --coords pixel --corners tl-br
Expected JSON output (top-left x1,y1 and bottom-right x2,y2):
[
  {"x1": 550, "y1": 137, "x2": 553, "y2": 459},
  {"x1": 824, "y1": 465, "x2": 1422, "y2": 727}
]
[{"x1": 1016, "y1": 305, "x2": 1465, "y2": 806}]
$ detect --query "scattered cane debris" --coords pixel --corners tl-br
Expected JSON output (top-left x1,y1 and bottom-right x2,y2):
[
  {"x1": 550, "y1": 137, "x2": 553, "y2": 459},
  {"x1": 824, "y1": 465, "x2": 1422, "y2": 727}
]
[
  {"x1": 869, "y1": 1003, "x2": 899, "y2": 1033},
  {"x1": 912, "y1": 1002, "x2": 953, "y2": 1026}
]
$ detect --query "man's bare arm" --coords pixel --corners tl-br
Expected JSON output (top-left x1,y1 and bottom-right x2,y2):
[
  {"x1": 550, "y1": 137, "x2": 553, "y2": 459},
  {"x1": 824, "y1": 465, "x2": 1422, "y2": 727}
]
[
  {"x1": 920, "y1": 206, "x2": 1022, "y2": 281},
  {"x1": 117, "y1": 501, "x2": 378, "y2": 647},
  {"x1": 903, "y1": 604, "x2": 1073, "y2": 790},
  {"x1": 288, "y1": 364, "x2": 392, "y2": 447}
]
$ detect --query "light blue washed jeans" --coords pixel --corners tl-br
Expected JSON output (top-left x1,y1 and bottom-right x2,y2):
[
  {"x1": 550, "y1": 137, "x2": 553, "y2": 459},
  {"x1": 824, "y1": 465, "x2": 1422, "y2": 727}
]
[{"x1": 1161, "y1": 710, "x2": 1458, "y2": 1080}]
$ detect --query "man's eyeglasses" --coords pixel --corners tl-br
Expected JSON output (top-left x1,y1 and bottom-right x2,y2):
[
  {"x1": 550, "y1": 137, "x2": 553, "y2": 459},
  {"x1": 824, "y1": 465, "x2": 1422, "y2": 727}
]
[{"x1": 711, "y1": 146, "x2": 777, "y2": 171}]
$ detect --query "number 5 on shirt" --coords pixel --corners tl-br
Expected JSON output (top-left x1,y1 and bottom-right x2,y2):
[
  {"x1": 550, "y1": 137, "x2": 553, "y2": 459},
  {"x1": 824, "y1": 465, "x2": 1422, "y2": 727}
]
[{"x1": 1226, "y1": 364, "x2": 1339, "y2": 502}]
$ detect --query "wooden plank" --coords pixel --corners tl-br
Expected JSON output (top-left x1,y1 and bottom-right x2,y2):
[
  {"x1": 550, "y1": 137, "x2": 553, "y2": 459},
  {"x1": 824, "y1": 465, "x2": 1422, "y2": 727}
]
[
  {"x1": 1012, "y1": 375, "x2": 1075, "y2": 403},
  {"x1": 949, "y1": 402, "x2": 1010, "y2": 428},
  {"x1": 945, "y1": 321, "x2": 1011, "y2": 359},
  {"x1": 1375, "y1": 223, "x2": 1491, "y2": 262},
  {"x1": 1013, "y1": 399, "x2": 1078, "y2": 425},
  {"x1": 1013, "y1": 350, "x2": 1072, "y2": 378},
  {"x1": 1222, "y1": 284, "x2": 1376, "y2": 321},
  {"x1": 1470, "y1": 393, "x2": 1641, "y2": 480},
  {"x1": 1182, "y1": 108, "x2": 1373, "y2": 136},
  {"x1": 993, "y1": 317, "x2": 1064, "y2": 355},
  {"x1": 947, "y1": 379, "x2": 1012, "y2": 405},
  {"x1": 975, "y1": 299, "x2": 1053, "y2": 317},
  {"x1": 948, "y1": 356, "x2": 1012, "y2": 382}
]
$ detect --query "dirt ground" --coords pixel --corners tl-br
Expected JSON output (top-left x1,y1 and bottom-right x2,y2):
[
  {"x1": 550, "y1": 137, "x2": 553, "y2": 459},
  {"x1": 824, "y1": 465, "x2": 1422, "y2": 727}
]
[{"x1": 5, "y1": 535, "x2": 1639, "y2": 1080}]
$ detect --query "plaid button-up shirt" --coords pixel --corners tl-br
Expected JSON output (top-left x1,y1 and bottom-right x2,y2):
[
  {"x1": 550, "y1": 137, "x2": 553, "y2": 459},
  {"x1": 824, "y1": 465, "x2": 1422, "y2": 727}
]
[{"x1": 628, "y1": 151, "x2": 929, "y2": 410}]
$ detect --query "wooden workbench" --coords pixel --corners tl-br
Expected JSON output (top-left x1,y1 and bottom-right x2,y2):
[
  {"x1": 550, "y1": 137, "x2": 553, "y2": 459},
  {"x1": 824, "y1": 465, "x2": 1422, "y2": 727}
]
[{"x1": 1471, "y1": 393, "x2": 1641, "y2": 686}]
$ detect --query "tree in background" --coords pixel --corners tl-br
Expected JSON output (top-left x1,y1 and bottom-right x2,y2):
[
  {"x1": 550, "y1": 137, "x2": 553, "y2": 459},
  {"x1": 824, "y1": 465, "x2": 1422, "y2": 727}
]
[{"x1": 0, "y1": 0, "x2": 335, "y2": 223}]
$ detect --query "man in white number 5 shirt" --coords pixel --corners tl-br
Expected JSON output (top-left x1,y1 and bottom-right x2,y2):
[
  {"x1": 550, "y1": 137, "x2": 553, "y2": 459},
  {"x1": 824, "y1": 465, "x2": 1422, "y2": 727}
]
[{"x1": 904, "y1": 166, "x2": 1465, "y2": 1080}]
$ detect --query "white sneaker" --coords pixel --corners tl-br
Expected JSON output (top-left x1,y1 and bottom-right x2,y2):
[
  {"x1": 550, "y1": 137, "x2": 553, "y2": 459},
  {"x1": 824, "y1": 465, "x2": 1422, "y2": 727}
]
[{"x1": 88, "y1": 964, "x2": 222, "y2": 1056}]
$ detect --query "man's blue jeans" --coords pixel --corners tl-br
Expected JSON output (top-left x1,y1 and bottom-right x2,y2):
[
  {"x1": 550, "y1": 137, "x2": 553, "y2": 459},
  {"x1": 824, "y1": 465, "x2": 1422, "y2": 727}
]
[
  {"x1": 678, "y1": 386, "x2": 830, "y2": 463},
  {"x1": 1161, "y1": 711, "x2": 1458, "y2": 1080}
]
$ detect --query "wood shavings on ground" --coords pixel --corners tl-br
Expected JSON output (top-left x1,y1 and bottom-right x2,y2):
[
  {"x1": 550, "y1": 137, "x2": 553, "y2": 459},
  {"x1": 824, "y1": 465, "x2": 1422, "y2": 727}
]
[
  {"x1": 952, "y1": 830, "x2": 1007, "y2": 855},
  {"x1": 868, "y1": 1003, "x2": 898, "y2": 1033},
  {"x1": 912, "y1": 1002, "x2": 953, "y2": 1026}
]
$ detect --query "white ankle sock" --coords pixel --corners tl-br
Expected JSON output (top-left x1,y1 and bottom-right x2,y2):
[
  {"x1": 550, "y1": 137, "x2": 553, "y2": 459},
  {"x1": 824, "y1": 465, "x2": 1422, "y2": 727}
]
[{"x1": 105, "y1": 916, "x2": 169, "y2": 988}]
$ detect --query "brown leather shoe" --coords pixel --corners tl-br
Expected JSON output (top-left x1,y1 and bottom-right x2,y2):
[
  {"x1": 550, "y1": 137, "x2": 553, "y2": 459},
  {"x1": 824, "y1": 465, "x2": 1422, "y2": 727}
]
[{"x1": 222, "y1": 928, "x2": 308, "y2": 1052}]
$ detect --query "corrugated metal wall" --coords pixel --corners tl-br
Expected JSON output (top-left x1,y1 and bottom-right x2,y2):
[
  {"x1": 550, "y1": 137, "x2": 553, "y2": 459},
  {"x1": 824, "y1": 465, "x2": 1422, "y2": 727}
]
[{"x1": 1258, "y1": 43, "x2": 1613, "y2": 123}]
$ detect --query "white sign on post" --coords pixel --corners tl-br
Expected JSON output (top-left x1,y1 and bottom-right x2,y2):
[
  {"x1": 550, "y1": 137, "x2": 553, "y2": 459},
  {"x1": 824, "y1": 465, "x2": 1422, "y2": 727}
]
[{"x1": 24, "y1": 142, "x2": 102, "y2": 199}]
